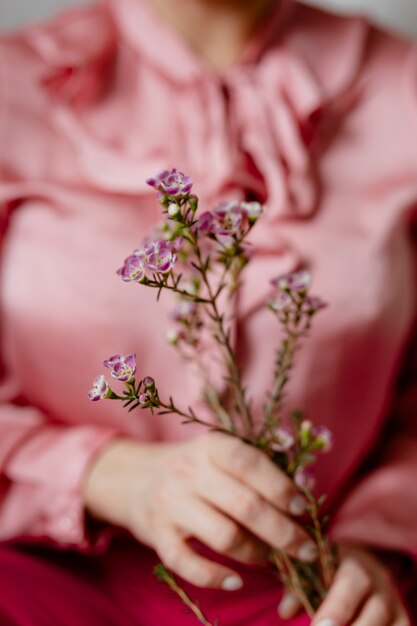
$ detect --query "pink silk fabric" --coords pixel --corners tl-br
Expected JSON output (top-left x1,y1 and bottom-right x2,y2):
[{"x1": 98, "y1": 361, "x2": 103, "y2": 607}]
[{"x1": 1, "y1": 0, "x2": 417, "y2": 621}]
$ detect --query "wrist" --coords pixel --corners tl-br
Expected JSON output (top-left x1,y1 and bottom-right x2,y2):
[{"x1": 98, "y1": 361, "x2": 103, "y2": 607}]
[{"x1": 83, "y1": 437, "x2": 144, "y2": 525}]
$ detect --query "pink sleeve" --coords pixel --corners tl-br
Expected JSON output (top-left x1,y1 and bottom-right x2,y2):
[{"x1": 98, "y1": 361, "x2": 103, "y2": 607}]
[
  {"x1": 0, "y1": 405, "x2": 120, "y2": 551},
  {"x1": 330, "y1": 41, "x2": 417, "y2": 561},
  {"x1": 330, "y1": 368, "x2": 417, "y2": 557},
  {"x1": 0, "y1": 39, "x2": 121, "y2": 551}
]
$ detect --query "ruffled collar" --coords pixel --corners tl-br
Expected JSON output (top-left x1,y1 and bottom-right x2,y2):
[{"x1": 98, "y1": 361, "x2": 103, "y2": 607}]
[{"x1": 28, "y1": 0, "x2": 368, "y2": 223}]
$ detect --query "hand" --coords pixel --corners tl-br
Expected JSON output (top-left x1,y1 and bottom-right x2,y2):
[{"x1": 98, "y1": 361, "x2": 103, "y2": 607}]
[
  {"x1": 84, "y1": 431, "x2": 317, "y2": 590},
  {"x1": 278, "y1": 544, "x2": 411, "y2": 626}
]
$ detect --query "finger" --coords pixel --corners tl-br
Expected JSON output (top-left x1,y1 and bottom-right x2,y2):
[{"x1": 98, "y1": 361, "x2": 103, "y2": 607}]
[
  {"x1": 351, "y1": 593, "x2": 394, "y2": 626},
  {"x1": 312, "y1": 556, "x2": 374, "y2": 626},
  {"x1": 207, "y1": 433, "x2": 308, "y2": 517},
  {"x1": 156, "y1": 526, "x2": 244, "y2": 590},
  {"x1": 168, "y1": 495, "x2": 269, "y2": 565},
  {"x1": 199, "y1": 465, "x2": 317, "y2": 562},
  {"x1": 392, "y1": 602, "x2": 412, "y2": 626},
  {"x1": 385, "y1": 593, "x2": 411, "y2": 626},
  {"x1": 278, "y1": 590, "x2": 303, "y2": 620}
]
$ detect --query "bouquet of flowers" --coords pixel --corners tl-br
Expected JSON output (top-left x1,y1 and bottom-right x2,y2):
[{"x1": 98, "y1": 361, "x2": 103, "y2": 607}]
[{"x1": 89, "y1": 169, "x2": 337, "y2": 625}]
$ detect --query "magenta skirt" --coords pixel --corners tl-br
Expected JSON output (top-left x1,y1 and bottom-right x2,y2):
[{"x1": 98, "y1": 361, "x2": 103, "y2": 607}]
[{"x1": 0, "y1": 536, "x2": 312, "y2": 626}]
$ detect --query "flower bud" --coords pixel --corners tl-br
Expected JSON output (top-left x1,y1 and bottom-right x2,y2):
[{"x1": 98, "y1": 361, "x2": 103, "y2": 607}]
[
  {"x1": 143, "y1": 376, "x2": 156, "y2": 391},
  {"x1": 312, "y1": 426, "x2": 333, "y2": 452},
  {"x1": 139, "y1": 393, "x2": 151, "y2": 406},
  {"x1": 188, "y1": 194, "x2": 198, "y2": 211},
  {"x1": 168, "y1": 203, "x2": 181, "y2": 218},
  {"x1": 165, "y1": 328, "x2": 180, "y2": 346},
  {"x1": 300, "y1": 420, "x2": 313, "y2": 447}
]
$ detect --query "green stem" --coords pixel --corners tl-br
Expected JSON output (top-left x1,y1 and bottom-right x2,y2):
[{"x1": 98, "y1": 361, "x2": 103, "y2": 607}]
[
  {"x1": 271, "y1": 549, "x2": 315, "y2": 617},
  {"x1": 194, "y1": 245, "x2": 254, "y2": 439},
  {"x1": 158, "y1": 399, "x2": 217, "y2": 430},
  {"x1": 262, "y1": 331, "x2": 301, "y2": 436},
  {"x1": 145, "y1": 279, "x2": 211, "y2": 304},
  {"x1": 305, "y1": 490, "x2": 336, "y2": 590},
  {"x1": 154, "y1": 565, "x2": 214, "y2": 626}
]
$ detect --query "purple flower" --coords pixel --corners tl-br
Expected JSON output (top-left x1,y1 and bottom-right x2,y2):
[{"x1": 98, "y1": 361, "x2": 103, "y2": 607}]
[
  {"x1": 241, "y1": 201, "x2": 264, "y2": 223},
  {"x1": 165, "y1": 328, "x2": 186, "y2": 345},
  {"x1": 146, "y1": 168, "x2": 193, "y2": 198},
  {"x1": 143, "y1": 239, "x2": 177, "y2": 274},
  {"x1": 103, "y1": 353, "x2": 137, "y2": 382},
  {"x1": 312, "y1": 426, "x2": 333, "y2": 452},
  {"x1": 171, "y1": 300, "x2": 197, "y2": 322},
  {"x1": 117, "y1": 254, "x2": 145, "y2": 283},
  {"x1": 216, "y1": 234, "x2": 236, "y2": 251},
  {"x1": 305, "y1": 295, "x2": 327, "y2": 312},
  {"x1": 272, "y1": 426, "x2": 296, "y2": 452},
  {"x1": 169, "y1": 237, "x2": 184, "y2": 253},
  {"x1": 212, "y1": 201, "x2": 247, "y2": 236},
  {"x1": 88, "y1": 375, "x2": 110, "y2": 401},
  {"x1": 294, "y1": 466, "x2": 316, "y2": 490},
  {"x1": 139, "y1": 392, "x2": 151, "y2": 406},
  {"x1": 193, "y1": 211, "x2": 215, "y2": 235},
  {"x1": 270, "y1": 292, "x2": 292, "y2": 313},
  {"x1": 194, "y1": 202, "x2": 249, "y2": 239},
  {"x1": 272, "y1": 270, "x2": 312, "y2": 292}
]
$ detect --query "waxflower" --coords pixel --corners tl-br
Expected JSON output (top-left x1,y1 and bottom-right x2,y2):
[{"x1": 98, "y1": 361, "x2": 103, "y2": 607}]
[
  {"x1": 117, "y1": 254, "x2": 145, "y2": 283},
  {"x1": 305, "y1": 295, "x2": 327, "y2": 313},
  {"x1": 139, "y1": 393, "x2": 152, "y2": 406},
  {"x1": 312, "y1": 426, "x2": 333, "y2": 452},
  {"x1": 171, "y1": 300, "x2": 197, "y2": 323},
  {"x1": 146, "y1": 168, "x2": 193, "y2": 199},
  {"x1": 193, "y1": 211, "x2": 214, "y2": 235},
  {"x1": 95, "y1": 171, "x2": 334, "y2": 619},
  {"x1": 212, "y1": 201, "x2": 247, "y2": 236},
  {"x1": 294, "y1": 466, "x2": 316, "y2": 490},
  {"x1": 168, "y1": 203, "x2": 181, "y2": 218},
  {"x1": 272, "y1": 270, "x2": 312, "y2": 292},
  {"x1": 143, "y1": 239, "x2": 177, "y2": 274},
  {"x1": 143, "y1": 376, "x2": 156, "y2": 391},
  {"x1": 88, "y1": 375, "x2": 110, "y2": 401},
  {"x1": 103, "y1": 353, "x2": 137, "y2": 382},
  {"x1": 269, "y1": 292, "x2": 293, "y2": 313},
  {"x1": 241, "y1": 201, "x2": 264, "y2": 223},
  {"x1": 165, "y1": 328, "x2": 185, "y2": 345},
  {"x1": 271, "y1": 426, "x2": 296, "y2": 452},
  {"x1": 193, "y1": 202, "x2": 249, "y2": 239}
]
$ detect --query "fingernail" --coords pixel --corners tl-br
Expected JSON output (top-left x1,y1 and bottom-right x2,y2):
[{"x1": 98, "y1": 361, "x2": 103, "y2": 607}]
[
  {"x1": 297, "y1": 541, "x2": 318, "y2": 562},
  {"x1": 221, "y1": 575, "x2": 243, "y2": 591},
  {"x1": 289, "y1": 494, "x2": 308, "y2": 516},
  {"x1": 315, "y1": 619, "x2": 337, "y2": 626},
  {"x1": 278, "y1": 595, "x2": 299, "y2": 619}
]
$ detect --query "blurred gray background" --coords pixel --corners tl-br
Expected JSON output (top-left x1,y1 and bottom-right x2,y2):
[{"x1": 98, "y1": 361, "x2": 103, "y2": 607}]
[{"x1": 0, "y1": 0, "x2": 417, "y2": 38}]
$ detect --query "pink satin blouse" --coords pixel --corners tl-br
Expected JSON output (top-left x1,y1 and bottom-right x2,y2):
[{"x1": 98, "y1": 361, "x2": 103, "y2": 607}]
[{"x1": 1, "y1": 0, "x2": 417, "y2": 568}]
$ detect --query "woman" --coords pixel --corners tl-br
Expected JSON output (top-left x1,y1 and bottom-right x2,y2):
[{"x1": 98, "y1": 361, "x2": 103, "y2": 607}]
[{"x1": 0, "y1": 0, "x2": 416, "y2": 624}]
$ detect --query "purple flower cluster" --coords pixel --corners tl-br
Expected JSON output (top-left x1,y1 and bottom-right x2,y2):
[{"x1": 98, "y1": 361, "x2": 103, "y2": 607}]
[
  {"x1": 194, "y1": 200, "x2": 264, "y2": 248},
  {"x1": 117, "y1": 239, "x2": 178, "y2": 282},
  {"x1": 146, "y1": 168, "x2": 193, "y2": 199},
  {"x1": 269, "y1": 271, "x2": 327, "y2": 315},
  {"x1": 272, "y1": 270, "x2": 312, "y2": 292},
  {"x1": 271, "y1": 426, "x2": 296, "y2": 452},
  {"x1": 104, "y1": 353, "x2": 137, "y2": 382}
]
